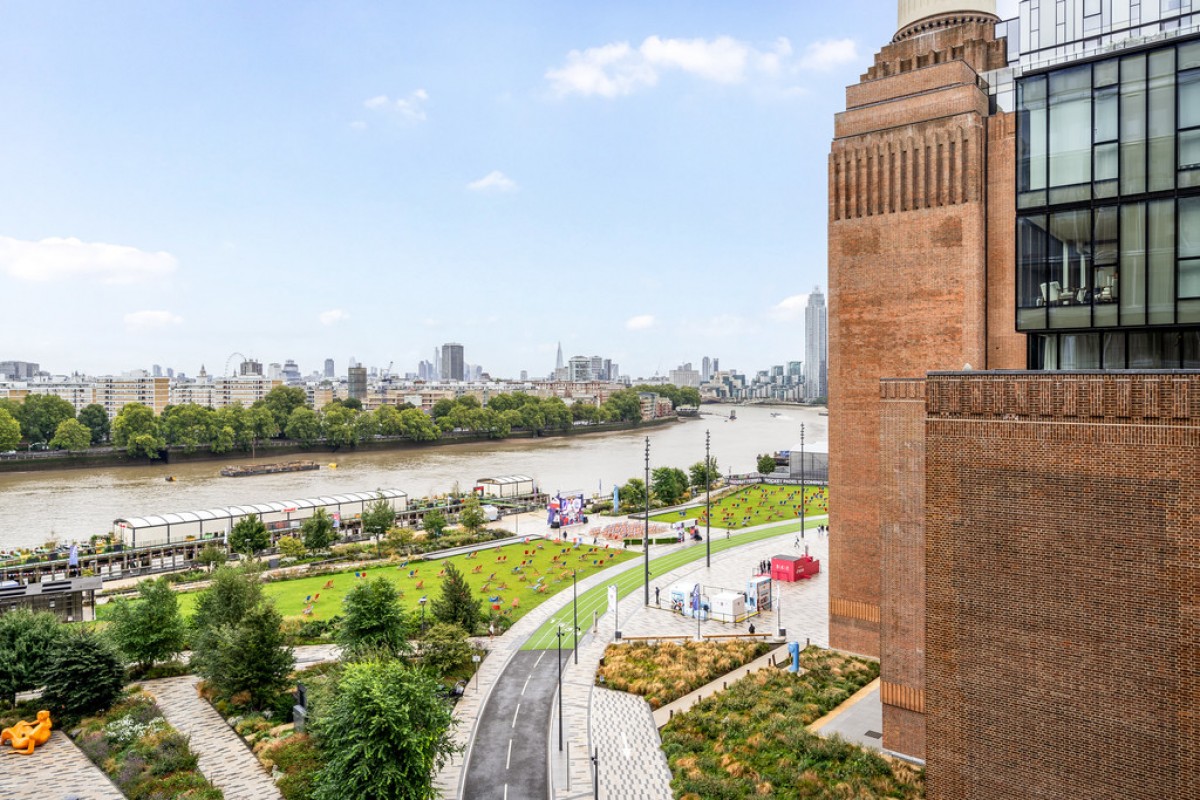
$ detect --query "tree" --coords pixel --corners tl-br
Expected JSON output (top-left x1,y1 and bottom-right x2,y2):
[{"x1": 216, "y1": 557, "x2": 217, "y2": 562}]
[
  {"x1": 619, "y1": 477, "x2": 647, "y2": 511},
  {"x1": 245, "y1": 404, "x2": 280, "y2": 455},
  {"x1": 354, "y1": 411, "x2": 379, "y2": 443},
  {"x1": 602, "y1": 389, "x2": 643, "y2": 422},
  {"x1": 107, "y1": 576, "x2": 186, "y2": 673},
  {"x1": 302, "y1": 508, "x2": 336, "y2": 553},
  {"x1": 111, "y1": 403, "x2": 166, "y2": 458},
  {"x1": 757, "y1": 454, "x2": 777, "y2": 475},
  {"x1": 41, "y1": 629, "x2": 124, "y2": 724},
  {"x1": 259, "y1": 385, "x2": 308, "y2": 432},
  {"x1": 161, "y1": 403, "x2": 215, "y2": 453},
  {"x1": 337, "y1": 578, "x2": 411, "y2": 659},
  {"x1": 399, "y1": 408, "x2": 439, "y2": 441},
  {"x1": 361, "y1": 495, "x2": 396, "y2": 556},
  {"x1": 340, "y1": 397, "x2": 364, "y2": 411},
  {"x1": 311, "y1": 659, "x2": 459, "y2": 800},
  {"x1": 77, "y1": 403, "x2": 111, "y2": 445},
  {"x1": 0, "y1": 407, "x2": 22, "y2": 451},
  {"x1": 418, "y1": 623, "x2": 471, "y2": 677},
  {"x1": 212, "y1": 404, "x2": 245, "y2": 453},
  {"x1": 430, "y1": 562, "x2": 482, "y2": 634},
  {"x1": 196, "y1": 544, "x2": 227, "y2": 572},
  {"x1": 48, "y1": 417, "x2": 92, "y2": 451},
  {"x1": 422, "y1": 509, "x2": 447, "y2": 539},
  {"x1": 689, "y1": 457, "x2": 720, "y2": 490},
  {"x1": 190, "y1": 565, "x2": 264, "y2": 679},
  {"x1": 286, "y1": 406, "x2": 322, "y2": 446},
  {"x1": 457, "y1": 495, "x2": 486, "y2": 536},
  {"x1": 229, "y1": 515, "x2": 270, "y2": 557},
  {"x1": 430, "y1": 398, "x2": 454, "y2": 420},
  {"x1": 18, "y1": 394, "x2": 76, "y2": 444},
  {"x1": 0, "y1": 609, "x2": 67, "y2": 706},
  {"x1": 651, "y1": 466, "x2": 689, "y2": 506},
  {"x1": 209, "y1": 603, "x2": 294, "y2": 710},
  {"x1": 322, "y1": 404, "x2": 358, "y2": 447},
  {"x1": 277, "y1": 536, "x2": 305, "y2": 559},
  {"x1": 375, "y1": 405, "x2": 405, "y2": 437}
]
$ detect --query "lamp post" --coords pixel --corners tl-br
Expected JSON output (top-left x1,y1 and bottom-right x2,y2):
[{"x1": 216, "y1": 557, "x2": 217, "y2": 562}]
[
  {"x1": 573, "y1": 569, "x2": 579, "y2": 665},
  {"x1": 556, "y1": 624, "x2": 565, "y2": 752},
  {"x1": 704, "y1": 429, "x2": 711, "y2": 568},
  {"x1": 799, "y1": 423, "x2": 806, "y2": 540},
  {"x1": 591, "y1": 748, "x2": 599, "y2": 800},
  {"x1": 419, "y1": 595, "x2": 427, "y2": 633},
  {"x1": 643, "y1": 437, "x2": 650, "y2": 606}
]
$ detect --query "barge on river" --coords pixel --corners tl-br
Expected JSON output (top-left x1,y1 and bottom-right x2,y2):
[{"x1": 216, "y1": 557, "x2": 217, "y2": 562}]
[{"x1": 220, "y1": 460, "x2": 320, "y2": 478}]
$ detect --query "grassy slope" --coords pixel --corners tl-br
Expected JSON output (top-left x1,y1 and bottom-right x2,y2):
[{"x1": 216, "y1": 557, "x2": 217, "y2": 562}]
[{"x1": 650, "y1": 484, "x2": 829, "y2": 530}]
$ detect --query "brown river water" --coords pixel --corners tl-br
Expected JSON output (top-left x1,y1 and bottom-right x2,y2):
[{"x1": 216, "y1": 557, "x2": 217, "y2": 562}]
[{"x1": 0, "y1": 405, "x2": 827, "y2": 551}]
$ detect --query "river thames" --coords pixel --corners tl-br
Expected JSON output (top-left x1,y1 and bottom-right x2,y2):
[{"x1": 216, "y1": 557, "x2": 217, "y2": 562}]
[{"x1": 0, "y1": 404, "x2": 826, "y2": 551}]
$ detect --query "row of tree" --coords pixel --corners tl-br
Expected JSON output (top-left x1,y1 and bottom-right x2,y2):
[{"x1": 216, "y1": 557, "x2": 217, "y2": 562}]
[
  {"x1": 615, "y1": 456, "x2": 721, "y2": 511},
  {"x1": 0, "y1": 382, "x2": 700, "y2": 456}
]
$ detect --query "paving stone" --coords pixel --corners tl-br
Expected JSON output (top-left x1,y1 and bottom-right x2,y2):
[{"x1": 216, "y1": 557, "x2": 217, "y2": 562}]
[{"x1": 0, "y1": 731, "x2": 123, "y2": 800}]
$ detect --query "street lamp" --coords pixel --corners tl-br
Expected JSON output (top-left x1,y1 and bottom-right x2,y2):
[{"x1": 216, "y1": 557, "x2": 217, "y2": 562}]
[
  {"x1": 643, "y1": 437, "x2": 650, "y2": 606},
  {"x1": 573, "y1": 568, "x2": 579, "y2": 665},
  {"x1": 419, "y1": 595, "x2": 427, "y2": 632},
  {"x1": 556, "y1": 624, "x2": 565, "y2": 752},
  {"x1": 704, "y1": 429, "x2": 711, "y2": 568},
  {"x1": 799, "y1": 423, "x2": 806, "y2": 540}
]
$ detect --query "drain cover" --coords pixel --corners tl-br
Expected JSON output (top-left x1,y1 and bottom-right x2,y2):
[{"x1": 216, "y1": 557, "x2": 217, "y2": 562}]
[{"x1": 864, "y1": 730, "x2": 883, "y2": 739}]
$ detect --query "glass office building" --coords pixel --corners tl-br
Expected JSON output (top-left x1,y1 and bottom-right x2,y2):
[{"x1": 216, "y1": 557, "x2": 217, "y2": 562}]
[{"x1": 1005, "y1": 0, "x2": 1200, "y2": 368}]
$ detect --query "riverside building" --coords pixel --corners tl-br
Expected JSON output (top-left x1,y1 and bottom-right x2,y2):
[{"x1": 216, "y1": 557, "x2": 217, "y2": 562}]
[{"x1": 828, "y1": 2, "x2": 1197, "y2": 797}]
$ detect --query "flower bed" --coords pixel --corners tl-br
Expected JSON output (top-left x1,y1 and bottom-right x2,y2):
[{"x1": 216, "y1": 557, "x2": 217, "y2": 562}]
[
  {"x1": 661, "y1": 647, "x2": 923, "y2": 799},
  {"x1": 596, "y1": 639, "x2": 773, "y2": 709},
  {"x1": 74, "y1": 686, "x2": 222, "y2": 799}
]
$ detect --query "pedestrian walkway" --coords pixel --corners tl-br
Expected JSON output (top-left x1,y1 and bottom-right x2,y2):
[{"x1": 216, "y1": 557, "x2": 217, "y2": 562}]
[
  {"x1": 142, "y1": 676, "x2": 282, "y2": 800},
  {"x1": 0, "y1": 731, "x2": 124, "y2": 800},
  {"x1": 809, "y1": 679, "x2": 883, "y2": 752},
  {"x1": 552, "y1": 519, "x2": 830, "y2": 799}
]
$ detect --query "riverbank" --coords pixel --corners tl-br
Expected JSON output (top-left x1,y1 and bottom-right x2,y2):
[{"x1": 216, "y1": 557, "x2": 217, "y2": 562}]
[{"x1": 0, "y1": 416, "x2": 678, "y2": 475}]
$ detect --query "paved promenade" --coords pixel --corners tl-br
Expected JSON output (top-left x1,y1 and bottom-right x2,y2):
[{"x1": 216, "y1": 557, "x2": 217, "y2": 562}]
[
  {"x1": 0, "y1": 731, "x2": 124, "y2": 800},
  {"x1": 142, "y1": 676, "x2": 283, "y2": 800}
]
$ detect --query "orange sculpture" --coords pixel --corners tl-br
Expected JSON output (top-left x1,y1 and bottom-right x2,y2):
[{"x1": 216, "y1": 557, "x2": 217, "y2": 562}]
[{"x1": 1, "y1": 709, "x2": 52, "y2": 754}]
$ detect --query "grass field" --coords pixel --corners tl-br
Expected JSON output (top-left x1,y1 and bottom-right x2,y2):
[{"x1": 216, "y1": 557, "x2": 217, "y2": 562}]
[
  {"x1": 521, "y1": 514, "x2": 824, "y2": 651},
  {"x1": 101, "y1": 541, "x2": 638, "y2": 630},
  {"x1": 650, "y1": 484, "x2": 828, "y2": 530}
]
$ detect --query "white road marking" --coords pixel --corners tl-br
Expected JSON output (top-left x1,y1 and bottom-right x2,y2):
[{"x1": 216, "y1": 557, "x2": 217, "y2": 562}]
[
  {"x1": 534, "y1": 651, "x2": 546, "y2": 668},
  {"x1": 506, "y1": 738, "x2": 513, "y2": 769},
  {"x1": 512, "y1": 704, "x2": 520, "y2": 728},
  {"x1": 503, "y1": 785, "x2": 508, "y2": 800},
  {"x1": 521, "y1": 675, "x2": 531, "y2": 695}
]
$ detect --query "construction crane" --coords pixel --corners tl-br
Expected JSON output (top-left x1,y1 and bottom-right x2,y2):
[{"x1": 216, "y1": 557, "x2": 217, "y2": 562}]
[{"x1": 382, "y1": 360, "x2": 394, "y2": 379}]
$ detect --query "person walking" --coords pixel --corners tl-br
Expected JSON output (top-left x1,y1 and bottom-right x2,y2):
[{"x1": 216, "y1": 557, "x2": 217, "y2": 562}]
[
  {"x1": 655, "y1": 586, "x2": 660, "y2": 606},
  {"x1": 748, "y1": 622, "x2": 756, "y2": 635}
]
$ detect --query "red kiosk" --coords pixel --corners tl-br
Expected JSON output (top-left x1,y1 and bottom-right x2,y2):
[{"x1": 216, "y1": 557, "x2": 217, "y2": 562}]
[{"x1": 771, "y1": 553, "x2": 820, "y2": 582}]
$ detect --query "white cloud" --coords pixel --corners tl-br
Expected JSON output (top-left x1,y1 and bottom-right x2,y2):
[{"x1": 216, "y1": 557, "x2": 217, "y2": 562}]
[
  {"x1": 625, "y1": 314, "x2": 655, "y2": 331},
  {"x1": 467, "y1": 170, "x2": 518, "y2": 193},
  {"x1": 124, "y1": 310, "x2": 182, "y2": 331},
  {"x1": 319, "y1": 309, "x2": 349, "y2": 326},
  {"x1": 363, "y1": 89, "x2": 429, "y2": 122},
  {"x1": 546, "y1": 34, "x2": 831, "y2": 98},
  {"x1": 769, "y1": 293, "x2": 809, "y2": 320},
  {"x1": 0, "y1": 236, "x2": 177, "y2": 284},
  {"x1": 797, "y1": 39, "x2": 858, "y2": 71},
  {"x1": 349, "y1": 120, "x2": 367, "y2": 131}
]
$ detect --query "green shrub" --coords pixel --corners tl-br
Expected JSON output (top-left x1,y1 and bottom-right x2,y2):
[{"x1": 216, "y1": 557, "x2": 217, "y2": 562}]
[{"x1": 41, "y1": 628, "x2": 124, "y2": 724}]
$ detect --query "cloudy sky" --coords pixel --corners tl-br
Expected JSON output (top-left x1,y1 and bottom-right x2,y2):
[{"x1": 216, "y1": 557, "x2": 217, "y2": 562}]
[{"x1": 0, "y1": 1, "x2": 1020, "y2": 379}]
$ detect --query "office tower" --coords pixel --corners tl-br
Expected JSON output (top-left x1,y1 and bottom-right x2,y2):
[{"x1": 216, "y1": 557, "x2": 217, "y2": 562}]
[
  {"x1": 347, "y1": 365, "x2": 367, "y2": 400},
  {"x1": 701, "y1": 356, "x2": 711, "y2": 382},
  {"x1": 0, "y1": 361, "x2": 39, "y2": 380},
  {"x1": 239, "y1": 359, "x2": 264, "y2": 377},
  {"x1": 711, "y1": 358, "x2": 719, "y2": 374},
  {"x1": 804, "y1": 288, "x2": 828, "y2": 401},
  {"x1": 555, "y1": 341, "x2": 564, "y2": 372},
  {"x1": 567, "y1": 355, "x2": 591, "y2": 382},
  {"x1": 828, "y1": 2, "x2": 1198, "y2": 795},
  {"x1": 520, "y1": 370, "x2": 528, "y2": 381},
  {"x1": 151, "y1": 364, "x2": 162, "y2": 377},
  {"x1": 441, "y1": 343, "x2": 464, "y2": 382},
  {"x1": 324, "y1": 358, "x2": 335, "y2": 378},
  {"x1": 281, "y1": 360, "x2": 301, "y2": 384}
]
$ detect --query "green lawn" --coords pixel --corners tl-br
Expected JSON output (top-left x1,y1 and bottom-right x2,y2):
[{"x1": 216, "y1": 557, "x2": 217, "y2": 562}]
[
  {"x1": 521, "y1": 515, "x2": 823, "y2": 651},
  {"x1": 650, "y1": 484, "x2": 828, "y2": 530},
  {"x1": 102, "y1": 542, "x2": 638, "y2": 630}
]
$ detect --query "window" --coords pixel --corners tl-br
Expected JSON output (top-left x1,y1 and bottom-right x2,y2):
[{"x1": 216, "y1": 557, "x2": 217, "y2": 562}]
[
  {"x1": 1178, "y1": 197, "x2": 1200, "y2": 297},
  {"x1": 1049, "y1": 66, "x2": 1092, "y2": 197}
]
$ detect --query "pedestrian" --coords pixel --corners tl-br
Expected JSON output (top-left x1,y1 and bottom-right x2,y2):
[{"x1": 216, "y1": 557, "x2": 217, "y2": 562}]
[
  {"x1": 488, "y1": 621, "x2": 495, "y2": 639},
  {"x1": 655, "y1": 586, "x2": 660, "y2": 606},
  {"x1": 748, "y1": 623, "x2": 756, "y2": 635}
]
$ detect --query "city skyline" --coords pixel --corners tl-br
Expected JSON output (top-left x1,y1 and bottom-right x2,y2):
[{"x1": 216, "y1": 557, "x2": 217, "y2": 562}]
[{"x1": 0, "y1": 2, "x2": 1021, "y2": 378}]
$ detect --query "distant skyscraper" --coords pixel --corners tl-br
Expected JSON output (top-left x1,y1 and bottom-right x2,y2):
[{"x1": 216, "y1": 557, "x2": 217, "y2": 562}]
[
  {"x1": 702, "y1": 356, "x2": 711, "y2": 382},
  {"x1": 240, "y1": 359, "x2": 264, "y2": 377},
  {"x1": 711, "y1": 358, "x2": 719, "y2": 375},
  {"x1": 804, "y1": 287, "x2": 827, "y2": 401},
  {"x1": 281, "y1": 359, "x2": 301, "y2": 384},
  {"x1": 441, "y1": 343, "x2": 464, "y2": 381},
  {"x1": 520, "y1": 370, "x2": 528, "y2": 381},
  {"x1": 0, "y1": 360, "x2": 40, "y2": 379},
  {"x1": 347, "y1": 365, "x2": 367, "y2": 400},
  {"x1": 555, "y1": 341, "x2": 564, "y2": 373},
  {"x1": 152, "y1": 364, "x2": 162, "y2": 377},
  {"x1": 324, "y1": 358, "x2": 335, "y2": 378}
]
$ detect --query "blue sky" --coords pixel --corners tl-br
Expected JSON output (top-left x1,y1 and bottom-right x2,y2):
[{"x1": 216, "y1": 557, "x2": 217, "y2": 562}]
[{"x1": 0, "y1": 1, "x2": 1019, "y2": 380}]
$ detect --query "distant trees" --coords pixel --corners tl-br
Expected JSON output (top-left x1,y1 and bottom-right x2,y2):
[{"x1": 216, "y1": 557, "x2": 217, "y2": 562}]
[
  {"x1": 285, "y1": 407, "x2": 321, "y2": 446},
  {"x1": 77, "y1": 404, "x2": 110, "y2": 444},
  {"x1": 457, "y1": 496, "x2": 486, "y2": 536},
  {"x1": 111, "y1": 403, "x2": 166, "y2": 458},
  {"x1": 0, "y1": 407, "x2": 22, "y2": 451},
  {"x1": 229, "y1": 516, "x2": 270, "y2": 557},
  {"x1": 257, "y1": 385, "x2": 308, "y2": 431},
  {"x1": 757, "y1": 454, "x2": 778, "y2": 475},
  {"x1": 302, "y1": 508, "x2": 337, "y2": 553},
  {"x1": 361, "y1": 495, "x2": 396, "y2": 556},
  {"x1": 17, "y1": 394, "x2": 76, "y2": 444},
  {"x1": 689, "y1": 457, "x2": 720, "y2": 490},
  {"x1": 422, "y1": 510, "x2": 448, "y2": 539},
  {"x1": 651, "y1": 466, "x2": 689, "y2": 506}
]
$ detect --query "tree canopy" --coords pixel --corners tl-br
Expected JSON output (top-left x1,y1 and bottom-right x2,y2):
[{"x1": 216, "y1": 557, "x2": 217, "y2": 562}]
[
  {"x1": 229, "y1": 515, "x2": 270, "y2": 556},
  {"x1": 111, "y1": 403, "x2": 166, "y2": 458},
  {"x1": 107, "y1": 576, "x2": 186, "y2": 673},
  {"x1": 17, "y1": 394, "x2": 76, "y2": 444},
  {"x1": 337, "y1": 578, "x2": 411, "y2": 659},
  {"x1": 49, "y1": 416, "x2": 95, "y2": 452},
  {"x1": 0, "y1": 407, "x2": 21, "y2": 451},
  {"x1": 430, "y1": 563, "x2": 483, "y2": 634},
  {"x1": 77, "y1": 404, "x2": 110, "y2": 444}
]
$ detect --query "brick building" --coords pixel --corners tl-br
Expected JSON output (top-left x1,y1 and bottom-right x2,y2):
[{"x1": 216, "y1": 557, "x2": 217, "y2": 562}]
[{"x1": 829, "y1": 1, "x2": 1198, "y2": 796}]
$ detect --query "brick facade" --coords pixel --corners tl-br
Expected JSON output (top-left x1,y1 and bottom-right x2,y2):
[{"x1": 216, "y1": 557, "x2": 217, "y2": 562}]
[
  {"x1": 828, "y1": 16, "x2": 1009, "y2": 661},
  {"x1": 923, "y1": 371, "x2": 1199, "y2": 800}
]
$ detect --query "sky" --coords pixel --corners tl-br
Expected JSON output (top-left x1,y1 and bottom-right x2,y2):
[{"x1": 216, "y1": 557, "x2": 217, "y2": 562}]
[{"x1": 0, "y1": 1, "x2": 1021, "y2": 380}]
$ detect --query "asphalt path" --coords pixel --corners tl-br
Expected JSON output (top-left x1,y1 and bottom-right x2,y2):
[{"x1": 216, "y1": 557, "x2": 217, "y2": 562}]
[{"x1": 461, "y1": 649, "x2": 566, "y2": 800}]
